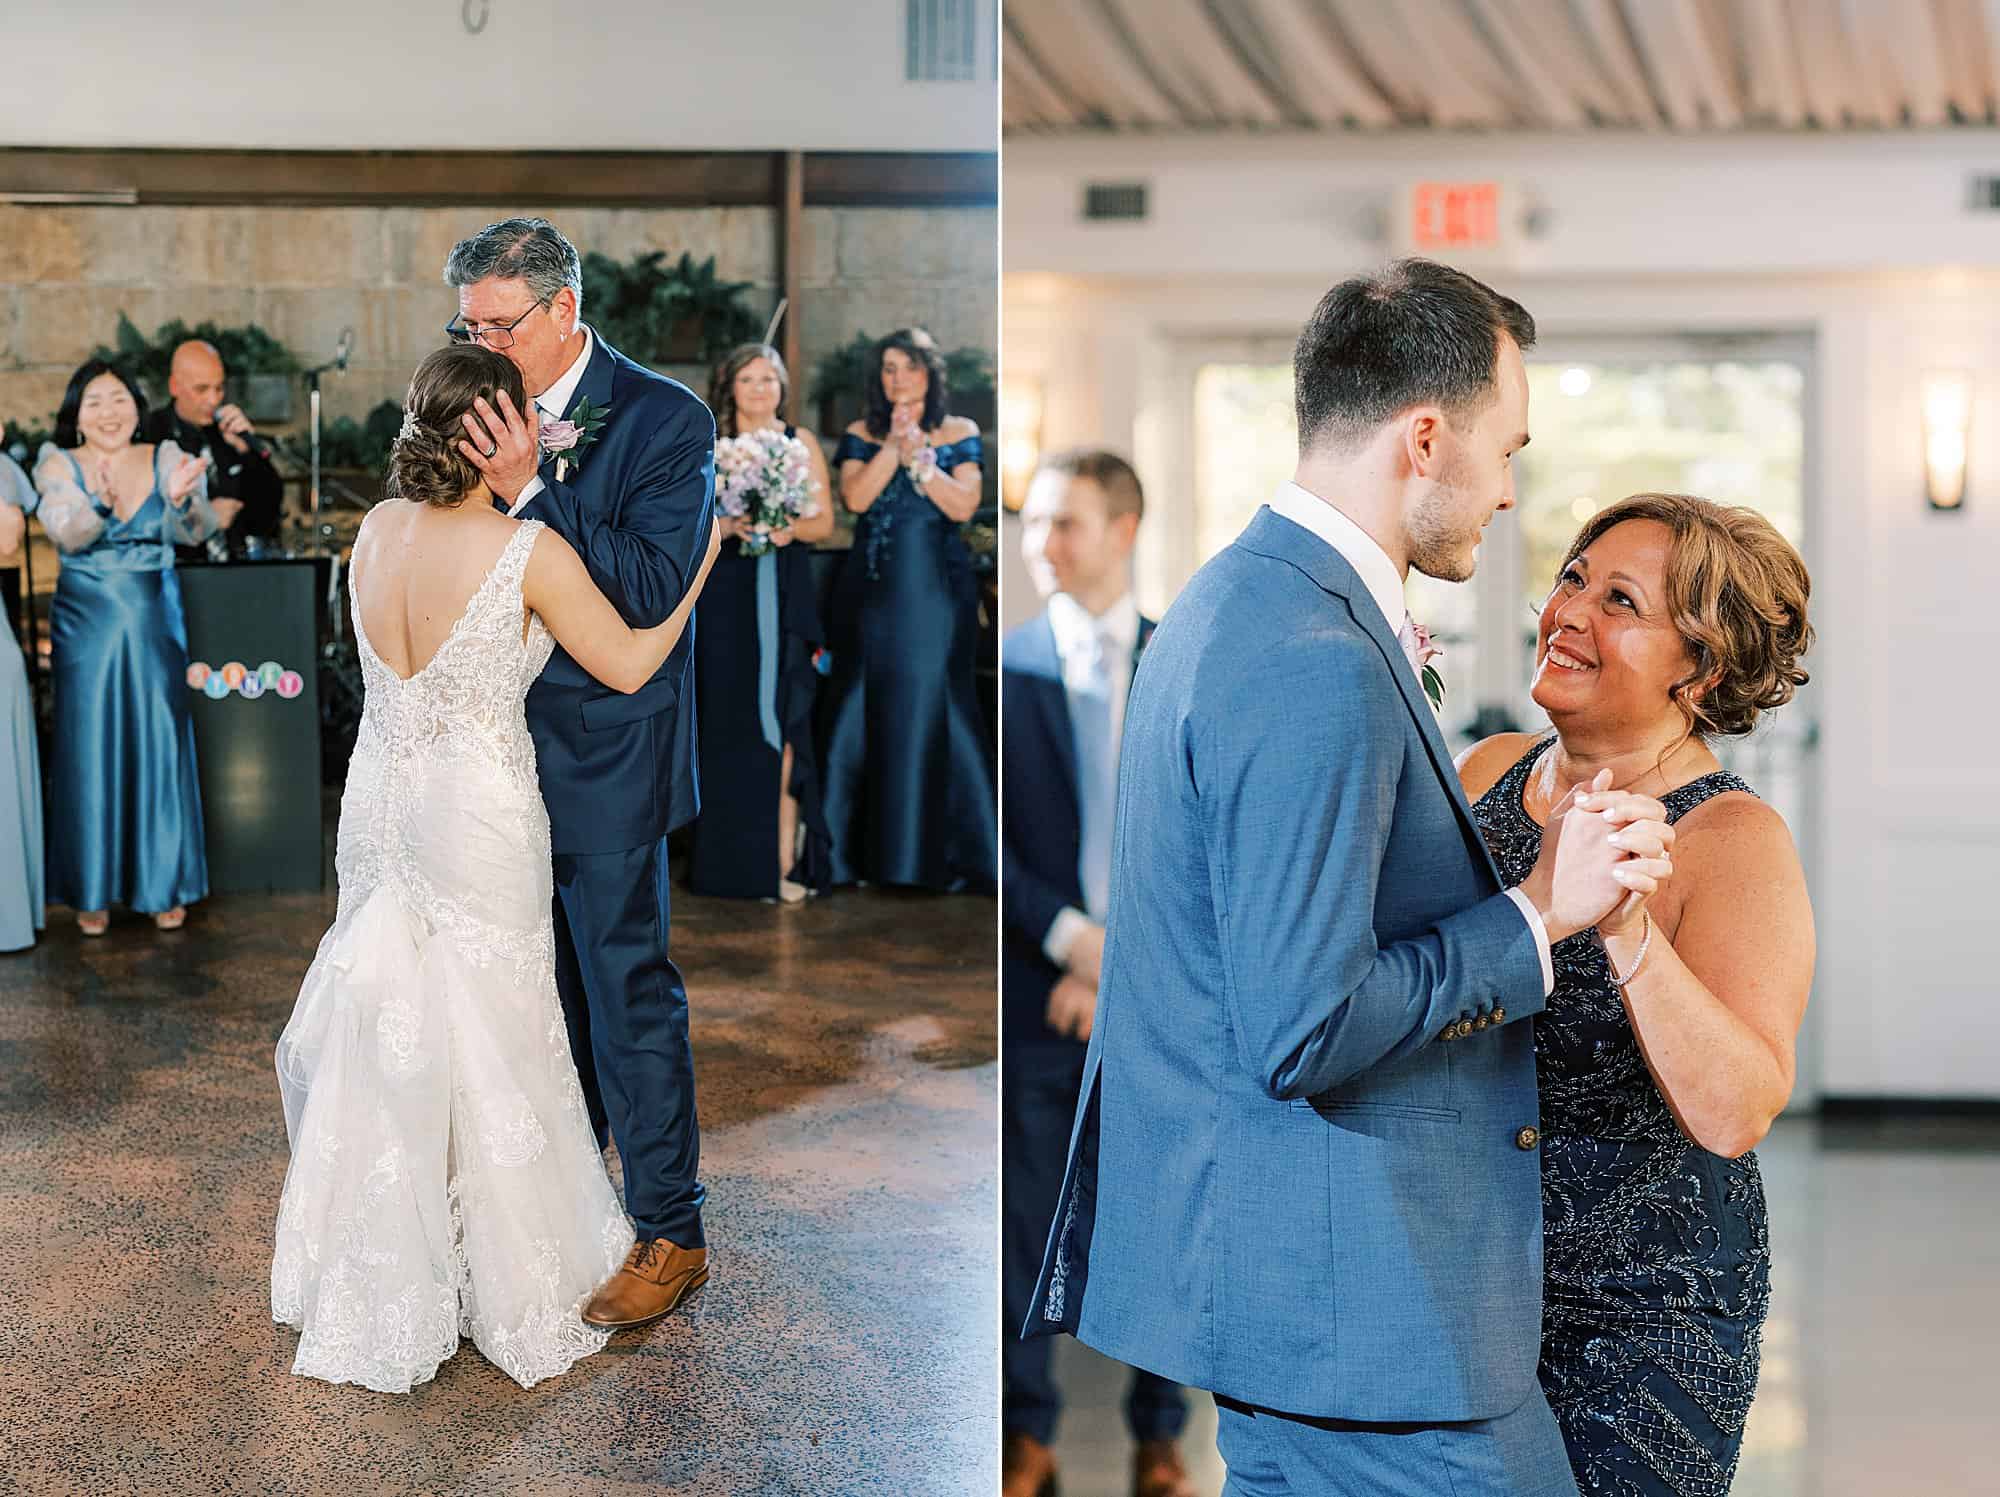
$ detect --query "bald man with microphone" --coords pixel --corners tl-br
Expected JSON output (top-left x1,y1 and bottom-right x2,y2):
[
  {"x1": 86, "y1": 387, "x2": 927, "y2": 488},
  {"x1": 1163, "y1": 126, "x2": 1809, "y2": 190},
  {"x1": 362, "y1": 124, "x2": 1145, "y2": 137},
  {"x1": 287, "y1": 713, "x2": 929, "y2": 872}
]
[{"x1": 145, "y1": 339, "x2": 285, "y2": 562}]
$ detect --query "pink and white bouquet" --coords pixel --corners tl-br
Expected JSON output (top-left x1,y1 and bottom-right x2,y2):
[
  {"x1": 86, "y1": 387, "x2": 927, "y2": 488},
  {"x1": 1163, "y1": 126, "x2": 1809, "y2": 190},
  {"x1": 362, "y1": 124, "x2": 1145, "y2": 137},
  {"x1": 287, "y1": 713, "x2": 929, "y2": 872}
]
[{"x1": 714, "y1": 427, "x2": 818, "y2": 557}]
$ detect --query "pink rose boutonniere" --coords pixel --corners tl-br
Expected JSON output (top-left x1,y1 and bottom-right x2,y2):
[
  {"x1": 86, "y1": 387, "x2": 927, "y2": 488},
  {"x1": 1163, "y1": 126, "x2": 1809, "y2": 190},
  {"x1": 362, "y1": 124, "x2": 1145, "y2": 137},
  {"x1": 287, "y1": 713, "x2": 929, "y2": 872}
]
[
  {"x1": 1410, "y1": 620, "x2": 1446, "y2": 713},
  {"x1": 540, "y1": 397, "x2": 610, "y2": 482}
]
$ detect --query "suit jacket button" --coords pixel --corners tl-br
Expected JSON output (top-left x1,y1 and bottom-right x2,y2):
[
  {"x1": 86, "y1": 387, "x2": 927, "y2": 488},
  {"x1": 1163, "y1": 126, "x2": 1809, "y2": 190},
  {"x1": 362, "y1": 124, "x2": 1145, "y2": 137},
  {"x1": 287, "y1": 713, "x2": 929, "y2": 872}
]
[
  {"x1": 1492, "y1": 1007, "x2": 1507, "y2": 1025},
  {"x1": 1472, "y1": 1016, "x2": 1490, "y2": 1031},
  {"x1": 1516, "y1": 1126, "x2": 1540, "y2": 1150},
  {"x1": 1439, "y1": 1025, "x2": 1457, "y2": 1043},
  {"x1": 1458, "y1": 1019, "x2": 1476, "y2": 1039}
]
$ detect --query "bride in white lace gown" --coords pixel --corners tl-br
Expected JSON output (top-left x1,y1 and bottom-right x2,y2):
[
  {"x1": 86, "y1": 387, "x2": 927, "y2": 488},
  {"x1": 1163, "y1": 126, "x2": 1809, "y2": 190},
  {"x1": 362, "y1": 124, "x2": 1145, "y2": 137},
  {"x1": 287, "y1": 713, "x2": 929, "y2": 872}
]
[{"x1": 271, "y1": 346, "x2": 720, "y2": 1393}]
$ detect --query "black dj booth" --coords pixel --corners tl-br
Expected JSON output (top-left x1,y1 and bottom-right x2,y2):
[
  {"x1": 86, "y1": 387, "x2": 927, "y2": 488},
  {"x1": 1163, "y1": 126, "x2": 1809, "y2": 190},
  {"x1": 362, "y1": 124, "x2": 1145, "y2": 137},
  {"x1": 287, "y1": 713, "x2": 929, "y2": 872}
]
[{"x1": 175, "y1": 559, "x2": 325, "y2": 893}]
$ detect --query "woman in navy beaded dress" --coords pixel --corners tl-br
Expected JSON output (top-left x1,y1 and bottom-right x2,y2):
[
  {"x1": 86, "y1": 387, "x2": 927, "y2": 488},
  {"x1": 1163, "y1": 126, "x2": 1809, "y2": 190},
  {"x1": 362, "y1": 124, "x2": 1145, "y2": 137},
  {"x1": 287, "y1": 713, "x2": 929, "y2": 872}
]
[
  {"x1": 1456, "y1": 494, "x2": 1816, "y2": 1497},
  {"x1": 821, "y1": 327, "x2": 996, "y2": 892},
  {"x1": 32, "y1": 361, "x2": 218, "y2": 937}
]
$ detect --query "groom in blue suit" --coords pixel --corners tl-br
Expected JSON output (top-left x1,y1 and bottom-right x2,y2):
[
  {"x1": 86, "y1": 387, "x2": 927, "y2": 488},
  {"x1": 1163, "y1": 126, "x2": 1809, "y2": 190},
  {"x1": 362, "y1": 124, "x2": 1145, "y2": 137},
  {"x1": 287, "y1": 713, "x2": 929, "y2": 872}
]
[
  {"x1": 1026, "y1": 261, "x2": 1672, "y2": 1493},
  {"x1": 450, "y1": 218, "x2": 716, "y2": 1327}
]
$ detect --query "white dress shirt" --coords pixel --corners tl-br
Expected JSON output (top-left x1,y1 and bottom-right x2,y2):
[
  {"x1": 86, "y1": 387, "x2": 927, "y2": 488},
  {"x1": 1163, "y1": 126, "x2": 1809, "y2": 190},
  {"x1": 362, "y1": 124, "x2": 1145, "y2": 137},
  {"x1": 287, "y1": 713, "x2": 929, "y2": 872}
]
[
  {"x1": 1041, "y1": 590, "x2": 1142, "y2": 969},
  {"x1": 506, "y1": 324, "x2": 595, "y2": 518},
  {"x1": 1266, "y1": 480, "x2": 1553, "y2": 995}
]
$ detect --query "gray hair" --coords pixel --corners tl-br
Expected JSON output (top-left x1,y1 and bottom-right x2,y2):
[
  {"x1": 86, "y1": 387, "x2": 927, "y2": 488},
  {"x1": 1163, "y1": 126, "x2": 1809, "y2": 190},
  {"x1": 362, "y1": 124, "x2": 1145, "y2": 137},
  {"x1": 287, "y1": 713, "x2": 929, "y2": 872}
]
[{"x1": 442, "y1": 217, "x2": 583, "y2": 311}]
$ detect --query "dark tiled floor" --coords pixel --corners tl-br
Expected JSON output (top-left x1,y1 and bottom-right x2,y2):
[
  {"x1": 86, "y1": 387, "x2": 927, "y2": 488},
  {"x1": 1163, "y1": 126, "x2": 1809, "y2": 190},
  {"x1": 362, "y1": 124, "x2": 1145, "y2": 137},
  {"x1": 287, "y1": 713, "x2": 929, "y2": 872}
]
[{"x1": 0, "y1": 881, "x2": 997, "y2": 1496}]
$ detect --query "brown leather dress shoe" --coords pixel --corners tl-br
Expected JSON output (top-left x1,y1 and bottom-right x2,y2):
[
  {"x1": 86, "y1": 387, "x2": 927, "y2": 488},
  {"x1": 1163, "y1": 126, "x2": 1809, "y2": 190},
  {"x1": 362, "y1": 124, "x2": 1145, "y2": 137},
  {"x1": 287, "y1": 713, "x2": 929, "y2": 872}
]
[
  {"x1": 1132, "y1": 1438, "x2": 1196, "y2": 1497},
  {"x1": 581, "y1": 1237, "x2": 708, "y2": 1328},
  {"x1": 1001, "y1": 1431, "x2": 1059, "y2": 1497}
]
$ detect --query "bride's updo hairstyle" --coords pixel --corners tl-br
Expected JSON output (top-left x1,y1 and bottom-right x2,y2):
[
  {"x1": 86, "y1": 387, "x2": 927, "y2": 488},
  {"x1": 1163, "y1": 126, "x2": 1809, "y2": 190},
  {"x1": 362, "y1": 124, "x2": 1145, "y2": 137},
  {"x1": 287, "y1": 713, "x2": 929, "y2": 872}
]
[
  {"x1": 388, "y1": 344, "x2": 528, "y2": 508},
  {"x1": 1559, "y1": 493, "x2": 1813, "y2": 740}
]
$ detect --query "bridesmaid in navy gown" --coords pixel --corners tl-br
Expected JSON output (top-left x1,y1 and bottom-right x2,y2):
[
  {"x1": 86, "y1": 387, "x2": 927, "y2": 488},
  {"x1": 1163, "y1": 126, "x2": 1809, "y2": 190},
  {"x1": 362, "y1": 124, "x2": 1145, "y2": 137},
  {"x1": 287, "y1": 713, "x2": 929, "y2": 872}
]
[
  {"x1": 32, "y1": 361, "x2": 218, "y2": 935},
  {"x1": 688, "y1": 343, "x2": 835, "y2": 901},
  {"x1": 821, "y1": 327, "x2": 996, "y2": 892},
  {"x1": 1457, "y1": 494, "x2": 1816, "y2": 1497}
]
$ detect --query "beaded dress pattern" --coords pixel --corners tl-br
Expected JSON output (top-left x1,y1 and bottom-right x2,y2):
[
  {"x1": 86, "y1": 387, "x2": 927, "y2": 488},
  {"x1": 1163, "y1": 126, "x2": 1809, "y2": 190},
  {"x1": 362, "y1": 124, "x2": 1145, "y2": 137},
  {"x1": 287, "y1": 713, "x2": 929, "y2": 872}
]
[
  {"x1": 1473, "y1": 736, "x2": 1772, "y2": 1497},
  {"x1": 271, "y1": 519, "x2": 634, "y2": 1393}
]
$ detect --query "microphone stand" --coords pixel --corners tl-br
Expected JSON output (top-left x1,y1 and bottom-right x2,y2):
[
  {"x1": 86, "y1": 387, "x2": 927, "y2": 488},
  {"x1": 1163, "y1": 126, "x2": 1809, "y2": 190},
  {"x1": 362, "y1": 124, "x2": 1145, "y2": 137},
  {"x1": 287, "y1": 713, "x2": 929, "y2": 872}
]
[{"x1": 301, "y1": 331, "x2": 352, "y2": 645}]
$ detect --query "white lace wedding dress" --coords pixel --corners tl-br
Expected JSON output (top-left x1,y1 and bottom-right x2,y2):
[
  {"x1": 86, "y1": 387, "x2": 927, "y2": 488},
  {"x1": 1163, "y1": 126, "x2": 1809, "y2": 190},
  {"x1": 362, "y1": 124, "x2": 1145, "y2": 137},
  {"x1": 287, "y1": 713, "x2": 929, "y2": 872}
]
[{"x1": 272, "y1": 518, "x2": 633, "y2": 1393}]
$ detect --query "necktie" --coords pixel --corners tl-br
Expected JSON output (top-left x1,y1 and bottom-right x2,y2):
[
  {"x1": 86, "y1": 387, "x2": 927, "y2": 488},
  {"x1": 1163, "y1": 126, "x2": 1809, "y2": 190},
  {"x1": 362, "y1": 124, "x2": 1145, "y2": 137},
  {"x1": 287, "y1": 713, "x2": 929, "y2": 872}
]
[{"x1": 1070, "y1": 630, "x2": 1117, "y2": 922}]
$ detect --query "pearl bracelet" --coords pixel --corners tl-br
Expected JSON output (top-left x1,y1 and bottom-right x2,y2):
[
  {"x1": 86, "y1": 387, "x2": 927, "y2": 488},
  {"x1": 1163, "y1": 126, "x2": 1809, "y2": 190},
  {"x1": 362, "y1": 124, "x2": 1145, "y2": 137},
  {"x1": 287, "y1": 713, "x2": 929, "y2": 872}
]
[{"x1": 1606, "y1": 909, "x2": 1653, "y2": 987}]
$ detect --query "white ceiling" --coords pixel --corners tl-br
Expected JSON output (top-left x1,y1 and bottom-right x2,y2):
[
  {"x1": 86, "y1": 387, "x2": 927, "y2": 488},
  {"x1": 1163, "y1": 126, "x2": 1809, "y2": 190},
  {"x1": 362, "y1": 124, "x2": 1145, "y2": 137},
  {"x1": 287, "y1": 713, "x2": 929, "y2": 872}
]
[{"x1": 1004, "y1": 0, "x2": 2000, "y2": 133}]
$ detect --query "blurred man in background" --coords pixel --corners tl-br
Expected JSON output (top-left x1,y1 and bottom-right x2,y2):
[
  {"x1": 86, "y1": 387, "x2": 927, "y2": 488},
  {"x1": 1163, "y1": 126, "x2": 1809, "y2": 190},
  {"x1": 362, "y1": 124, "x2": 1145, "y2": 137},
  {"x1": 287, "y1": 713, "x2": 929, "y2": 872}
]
[{"x1": 1002, "y1": 450, "x2": 1192, "y2": 1497}]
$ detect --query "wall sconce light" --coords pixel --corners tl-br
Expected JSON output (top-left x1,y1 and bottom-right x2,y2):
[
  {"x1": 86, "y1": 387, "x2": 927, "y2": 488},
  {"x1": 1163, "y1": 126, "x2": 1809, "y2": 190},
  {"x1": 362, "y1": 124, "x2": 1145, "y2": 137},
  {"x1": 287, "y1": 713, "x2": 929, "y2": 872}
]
[
  {"x1": 1000, "y1": 375, "x2": 1044, "y2": 512},
  {"x1": 1923, "y1": 372, "x2": 1970, "y2": 511}
]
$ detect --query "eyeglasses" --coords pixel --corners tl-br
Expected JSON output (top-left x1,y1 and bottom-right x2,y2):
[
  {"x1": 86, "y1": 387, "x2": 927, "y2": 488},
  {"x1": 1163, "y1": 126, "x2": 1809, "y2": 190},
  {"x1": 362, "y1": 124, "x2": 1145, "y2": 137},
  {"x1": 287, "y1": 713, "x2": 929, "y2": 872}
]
[{"x1": 444, "y1": 297, "x2": 551, "y2": 351}]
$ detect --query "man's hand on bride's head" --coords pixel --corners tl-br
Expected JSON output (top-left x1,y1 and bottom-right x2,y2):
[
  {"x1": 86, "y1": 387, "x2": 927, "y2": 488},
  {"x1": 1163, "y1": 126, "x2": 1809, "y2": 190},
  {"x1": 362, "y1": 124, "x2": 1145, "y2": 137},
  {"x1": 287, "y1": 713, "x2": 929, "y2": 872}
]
[{"x1": 458, "y1": 390, "x2": 541, "y2": 502}]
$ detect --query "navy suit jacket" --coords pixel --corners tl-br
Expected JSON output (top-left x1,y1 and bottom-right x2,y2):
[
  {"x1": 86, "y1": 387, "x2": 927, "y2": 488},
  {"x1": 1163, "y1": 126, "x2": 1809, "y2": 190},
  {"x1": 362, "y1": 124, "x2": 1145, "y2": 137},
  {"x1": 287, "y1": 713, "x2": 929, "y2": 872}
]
[
  {"x1": 1001, "y1": 607, "x2": 1153, "y2": 1056},
  {"x1": 1026, "y1": 507, "x2": 1552, "y2": 1424},
  {"x1": 518, "y1": 330, "x2": 717, "y2": 855}
]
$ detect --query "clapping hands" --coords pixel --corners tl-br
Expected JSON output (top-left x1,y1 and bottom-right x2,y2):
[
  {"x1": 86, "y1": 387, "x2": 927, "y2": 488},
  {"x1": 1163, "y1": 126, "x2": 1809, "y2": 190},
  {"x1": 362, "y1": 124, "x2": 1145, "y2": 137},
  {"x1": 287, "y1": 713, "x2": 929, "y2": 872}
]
[
  {"x1": 889, "y1": 401, "x2": 925, "y2": 462},
  {"x1": 165, "y1": 451, "x2": 211, "y2": 506}
]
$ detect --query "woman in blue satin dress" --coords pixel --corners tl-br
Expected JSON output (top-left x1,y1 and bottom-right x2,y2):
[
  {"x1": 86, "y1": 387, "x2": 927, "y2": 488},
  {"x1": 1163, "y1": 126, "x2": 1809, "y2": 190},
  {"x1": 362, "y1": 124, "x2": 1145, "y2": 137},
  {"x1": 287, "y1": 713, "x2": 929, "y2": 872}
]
[
  {"x1": 31, "y1": 361, "x2": 218, "y2": 935},
  {"x1": 0, "y1": 453, "x2": 43, "y2": 951},
  {"x1": 1457, "y1": 494, "x2": 1816, "y2": 1497},
  {"x1": 688, "y1": 343, "x2": 836, "y2": 902},
  {"x1": 820, "y1": 327, "x2": 996, "y2": 893}
]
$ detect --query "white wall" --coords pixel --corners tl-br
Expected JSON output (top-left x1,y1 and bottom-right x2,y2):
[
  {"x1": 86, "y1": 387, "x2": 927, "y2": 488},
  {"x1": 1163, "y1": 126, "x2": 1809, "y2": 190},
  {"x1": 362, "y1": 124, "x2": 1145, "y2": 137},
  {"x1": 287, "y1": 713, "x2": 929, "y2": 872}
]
[
  {"x1": 1004, "y1": 132, "x2": 2000, "y2": 1100},
  {"x1": 2, "y1": 2, "x2": 996, "y2": 152}
]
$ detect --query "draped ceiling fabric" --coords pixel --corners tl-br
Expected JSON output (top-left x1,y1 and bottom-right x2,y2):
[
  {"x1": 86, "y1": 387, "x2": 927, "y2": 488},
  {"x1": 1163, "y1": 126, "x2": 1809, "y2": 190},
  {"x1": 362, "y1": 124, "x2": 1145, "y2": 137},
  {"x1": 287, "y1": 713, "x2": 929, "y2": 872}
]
[{"x1": 1003, "y1": 0, "x2": 2000, "y2": 132}]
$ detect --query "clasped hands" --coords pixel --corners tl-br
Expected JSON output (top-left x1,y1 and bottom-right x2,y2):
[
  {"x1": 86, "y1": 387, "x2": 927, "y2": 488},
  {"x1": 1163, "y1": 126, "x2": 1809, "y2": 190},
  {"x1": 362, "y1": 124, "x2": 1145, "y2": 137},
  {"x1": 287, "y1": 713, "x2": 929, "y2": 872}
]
[
  {"x1": 1519, "y1": 768, "x2": 1676, "y2": 943},
  {"x1": 889, "y1": 401, "x2": 927, "y2": 465}
]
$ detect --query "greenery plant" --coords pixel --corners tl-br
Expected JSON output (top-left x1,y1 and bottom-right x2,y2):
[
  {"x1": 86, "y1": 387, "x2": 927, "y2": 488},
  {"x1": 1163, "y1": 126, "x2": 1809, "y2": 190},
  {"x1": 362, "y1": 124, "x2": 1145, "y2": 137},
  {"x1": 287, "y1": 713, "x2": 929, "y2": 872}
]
[
  {"x1": 92, "y1": 313, "x2": 301, "y2": 401},
  {"x1": 581, "y1": 250, "x2": 764, "y2": 367}
]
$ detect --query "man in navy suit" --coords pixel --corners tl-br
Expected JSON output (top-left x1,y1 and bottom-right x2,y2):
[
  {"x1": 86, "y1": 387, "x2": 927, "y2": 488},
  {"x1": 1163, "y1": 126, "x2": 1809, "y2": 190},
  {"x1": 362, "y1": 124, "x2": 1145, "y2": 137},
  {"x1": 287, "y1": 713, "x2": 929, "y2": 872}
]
[
  {"x1": 450, "y1": 218, "x2": 716, "y2": 1328},
  {"x1": 1025, "y1": 262, "x2": 1676, "y2": 1494},
  {"x1": 1004, "y1": 452, "x2": 1192, "y2": 1497}
]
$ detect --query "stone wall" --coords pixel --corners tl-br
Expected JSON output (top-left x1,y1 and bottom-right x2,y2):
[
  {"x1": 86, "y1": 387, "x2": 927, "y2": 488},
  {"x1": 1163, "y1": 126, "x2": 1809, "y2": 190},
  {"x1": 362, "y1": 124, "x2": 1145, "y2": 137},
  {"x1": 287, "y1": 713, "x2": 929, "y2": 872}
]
[{"x1": 0, "y1": 202, "x2": 997, "y2": 444}]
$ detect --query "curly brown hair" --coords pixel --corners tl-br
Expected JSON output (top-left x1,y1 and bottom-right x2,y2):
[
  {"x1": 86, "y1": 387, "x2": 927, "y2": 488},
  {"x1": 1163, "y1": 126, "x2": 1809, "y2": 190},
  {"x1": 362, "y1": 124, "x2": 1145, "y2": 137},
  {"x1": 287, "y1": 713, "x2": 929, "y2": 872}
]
[
  {"x1": 1559, "y1": 493, "x2": 1813, "y2": 739},
  {"x1": 387, "y1": 345, "x2": 528, "y2": 508}
]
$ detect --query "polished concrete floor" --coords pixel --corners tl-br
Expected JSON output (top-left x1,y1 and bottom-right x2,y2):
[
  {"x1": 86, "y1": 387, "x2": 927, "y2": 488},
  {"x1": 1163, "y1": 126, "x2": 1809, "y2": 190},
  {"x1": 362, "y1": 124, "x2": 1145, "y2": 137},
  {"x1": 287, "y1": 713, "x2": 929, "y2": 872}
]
[
  {"x1": 0, "y1": 877, "x2": 996, "y2": 1495},
  {"x1": 1046, "y1": 1115, "x2": 2000, "y2": 1497}
]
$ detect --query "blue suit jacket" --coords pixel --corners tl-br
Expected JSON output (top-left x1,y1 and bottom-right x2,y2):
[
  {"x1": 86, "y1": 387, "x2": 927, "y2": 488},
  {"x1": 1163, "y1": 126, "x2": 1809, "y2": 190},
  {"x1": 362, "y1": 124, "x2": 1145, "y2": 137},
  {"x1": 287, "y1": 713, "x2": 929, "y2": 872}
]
[
  {"x1": 518, "y1": 330, "x2": 717, "y2": 855},
  {"x1": 1002, "y1": 608, "x2": 1154, "y2": 1056},
  {"x1": 1025, "y1": 507, "x2": 1551, "y2": 1423}
]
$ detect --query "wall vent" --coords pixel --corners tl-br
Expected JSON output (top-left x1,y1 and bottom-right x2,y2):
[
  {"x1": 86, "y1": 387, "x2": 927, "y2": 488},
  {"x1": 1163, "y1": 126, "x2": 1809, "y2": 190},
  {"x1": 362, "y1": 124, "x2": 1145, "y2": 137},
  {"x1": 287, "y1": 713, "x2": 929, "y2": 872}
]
[
  {"x1": 907, "y1": 0, "x2": 982, "y2": 82},
  {"x1": 1084, "y1": 182, "x2": 1149, "y2": 221}
]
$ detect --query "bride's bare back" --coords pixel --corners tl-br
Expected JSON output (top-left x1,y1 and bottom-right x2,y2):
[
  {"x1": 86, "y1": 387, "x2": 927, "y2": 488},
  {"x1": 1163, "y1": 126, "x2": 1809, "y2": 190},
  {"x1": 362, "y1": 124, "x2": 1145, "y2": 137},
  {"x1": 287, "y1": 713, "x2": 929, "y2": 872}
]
[
  {"x1": 352, "y1": 494, "x2": 722, "y2": 693},
  {"x1": 351, "y1": 499, "x2": 527, "y2": 681}
]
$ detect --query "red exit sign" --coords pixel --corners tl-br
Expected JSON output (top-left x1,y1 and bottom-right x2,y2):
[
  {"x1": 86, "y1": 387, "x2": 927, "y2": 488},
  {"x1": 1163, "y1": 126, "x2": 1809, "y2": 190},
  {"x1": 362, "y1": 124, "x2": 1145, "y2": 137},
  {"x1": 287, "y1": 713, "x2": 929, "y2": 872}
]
[{"x1": 1408, "y1": 181, "x2": 1503, "y2": 250}]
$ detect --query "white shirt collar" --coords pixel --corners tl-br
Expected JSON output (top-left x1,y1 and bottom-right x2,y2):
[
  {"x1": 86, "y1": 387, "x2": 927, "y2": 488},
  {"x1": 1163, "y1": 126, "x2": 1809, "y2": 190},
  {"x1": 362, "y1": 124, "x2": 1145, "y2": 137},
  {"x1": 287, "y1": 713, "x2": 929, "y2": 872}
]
[
  {"x1": 1266, "y1": 480, "x2": 1407, "y2": 637},
  {"x1": 537, "y1": 324, "x2": 595, "y2": 420},
  {"x1": 1047, "y1": 590, "x2": 1139, "y2": 663}
]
